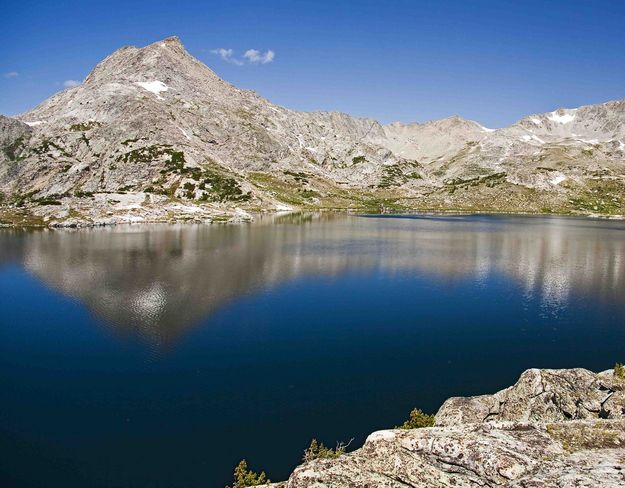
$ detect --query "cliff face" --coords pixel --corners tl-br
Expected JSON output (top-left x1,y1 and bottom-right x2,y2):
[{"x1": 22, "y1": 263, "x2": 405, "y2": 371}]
[
  {"x1": 1, "y1": 36, "x2": 625, "y2": 227},
  {"x1": 278, "y1": 368, "x2": 625, "y2": 487}
]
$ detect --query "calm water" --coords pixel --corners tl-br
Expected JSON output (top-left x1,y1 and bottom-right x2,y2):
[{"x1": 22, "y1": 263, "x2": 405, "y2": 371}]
[{"x1": 1, "y1": 214, "x2": 625, "y2": 487}]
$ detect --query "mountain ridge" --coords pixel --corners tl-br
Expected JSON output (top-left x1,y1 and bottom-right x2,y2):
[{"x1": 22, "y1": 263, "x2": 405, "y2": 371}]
[{"x1": 1, "y1": 36, "x2": 624, "y2": 227}]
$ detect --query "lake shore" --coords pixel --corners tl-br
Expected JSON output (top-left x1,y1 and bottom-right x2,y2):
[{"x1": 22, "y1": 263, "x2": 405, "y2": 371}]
[{"x1": 1, "y1": 201, "x2": 624, "y2": 229}]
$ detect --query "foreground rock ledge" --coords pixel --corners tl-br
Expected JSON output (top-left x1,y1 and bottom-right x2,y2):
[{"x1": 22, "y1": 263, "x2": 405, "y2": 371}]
[{"x1": 273, "y1": 368, "x2": 625, "y2": 487}]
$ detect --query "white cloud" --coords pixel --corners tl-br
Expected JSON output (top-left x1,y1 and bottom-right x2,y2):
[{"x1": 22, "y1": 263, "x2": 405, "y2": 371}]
[
  {"x1": 3, "y1": 71, "x2": 19, "y2": 78},
  {"x1": 243, "y1": 49, "x2": 275, "y2": 64},
  {"x1": 63, "y1": 79, "x2": 81, "y2": 88},
  {"x1": 210, "y1": 48, "x2": 275, "y2": 66},
  {"x1": 210, "y1": 48, "x2": 243, "y2": 66}
]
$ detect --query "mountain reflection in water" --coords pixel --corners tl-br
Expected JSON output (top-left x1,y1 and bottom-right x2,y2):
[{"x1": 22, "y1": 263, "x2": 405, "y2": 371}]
[{"x1": 1, "y1": 213, "x2": 624, "y2": 347}]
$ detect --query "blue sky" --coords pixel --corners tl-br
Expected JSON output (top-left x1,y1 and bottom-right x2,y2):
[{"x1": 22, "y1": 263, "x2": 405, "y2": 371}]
[{"x1": 2, "y1": 0, "x2": 624, "y2": 127}]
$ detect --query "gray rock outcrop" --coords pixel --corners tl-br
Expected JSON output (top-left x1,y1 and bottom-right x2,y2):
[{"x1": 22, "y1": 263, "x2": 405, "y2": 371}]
[
  {"x1": 437, "y1": 367, "x2": 625, "y2": 425},
  {"x1": 277, "y1": 368, "x2": 625, "y2": 487}
]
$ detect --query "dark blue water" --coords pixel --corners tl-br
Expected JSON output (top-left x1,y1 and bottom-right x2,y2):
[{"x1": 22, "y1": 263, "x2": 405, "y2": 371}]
[{"x1": 1, "y1": 214, "x2": 625, "y2": 487}]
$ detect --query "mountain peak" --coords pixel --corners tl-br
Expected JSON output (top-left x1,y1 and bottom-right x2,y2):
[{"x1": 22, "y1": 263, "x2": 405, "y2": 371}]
[
  {"x1": 159, "y1": 36, "x2": 183, "y2": 46},
  {"x1": 143, "y1": 36, "x2": 189, "y2": 55},
  {"x1": 82, "y1": 35, "x2": 219, "y2": 88}
]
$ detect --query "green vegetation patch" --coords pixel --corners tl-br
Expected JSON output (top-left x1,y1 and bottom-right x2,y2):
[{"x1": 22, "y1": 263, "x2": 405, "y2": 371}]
[
  {"x1": 379, "y1": 162, "x2": 422, "y2": 188},
  {"x1": 121, "y1": 137, "x2": 145, "y2": 145},
  {"x1": 117, "y1": 144, "x2": 185, "y2": 170},
  {"x1": 0, "y1": 208, "x2": 47, "y2": 227},
  {"x1": 302, "y1": 438, "x2": 351, "y2": 462},
  {"x1": 445, "y1": 172, "x2": 506, "y2": 188},
  {"x1": 36, "y1": 198, "x2": 63, "y2": 206},
  {"x1": 32, "y1": 138, "x2": 71, "y2": 158},
  {"x1": 225, "y1": 460, "x2": 269, "y2": 488},
  {"x1": 197, "y1": 170, "x2": 251, "y2": 203},
  {"x1": 283, "y1": 170, "x2": 310, "y2": 183},
  {"x1": 249, "y1": 172, "x2": 312, "y2": 206},
  {"x1": 10, "y1": 190, "x2": 69, "y2": 207},
  {"x1": 396, "y1": 408, "x2": 436, "y2": 429},
  {"x1": 250, "y1": 171, "x2": 412, "y2": 211},
  {"x1": 568, "y1": 179, "x2": 625, "y2": 215},
  {"x1": 614, "y1": 363, "x2": 625, "y2": 380},
  {"x1": 547, "y1": 421, "x2": 624, "y2": 452}
]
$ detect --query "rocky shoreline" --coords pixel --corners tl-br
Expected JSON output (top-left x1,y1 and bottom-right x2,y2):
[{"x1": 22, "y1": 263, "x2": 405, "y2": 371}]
[
  {"x1": 257, "y1": 367, "x2": 625, "y2": 487},
  {"x1": 1, "y1": 203, "x2": 624, "y2": 230}
]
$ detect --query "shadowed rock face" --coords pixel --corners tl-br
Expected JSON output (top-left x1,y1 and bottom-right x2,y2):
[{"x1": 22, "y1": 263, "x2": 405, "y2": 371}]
[
  {"x1": 278, "y1": 368, "x2": 625, "y2": 487},
  {"x1": 1, "y1": 36, "x2": 625, "y2": 226},
  {"x1": 0, "y1": 115, "x2": 31, "y2": 148}
]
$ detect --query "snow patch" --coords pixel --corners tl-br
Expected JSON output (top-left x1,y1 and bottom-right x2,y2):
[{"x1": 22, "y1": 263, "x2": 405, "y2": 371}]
[
  {"x1": 275, "y1": 204, "x2": 294, "y2": 211},
  {"x1": 25, "y1": 121, "x2": 44, "y2": 126},
  {"x1": 135, "y1": 80, "x2": 169, "y2": 99},
  {"x1": 619, "y1": 141, "x2": 625, "y2": 151},
  {"x1": 521, "y1": 134, "x2": 545, "y2": 144},
  {"x1": 305, "y1": 146, "x2": 318, "y2": 152},
  {"x1": 531, "y1": 118, "x2": 541, "y2": 125},
  {"x1": 480, "y1": 125, "x2": 496, "y2": 132},
  {"x1": 550, "y1": 175, "x2": 567, "y2": 185},
  {"x1": 548, "y1": 110, "x2": 576, "y2": 124}
]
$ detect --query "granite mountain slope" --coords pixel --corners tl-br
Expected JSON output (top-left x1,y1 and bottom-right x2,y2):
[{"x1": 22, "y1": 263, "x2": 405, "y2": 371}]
[{"x1": 1, "y1": 36, "x2": 624, "y2": 226}]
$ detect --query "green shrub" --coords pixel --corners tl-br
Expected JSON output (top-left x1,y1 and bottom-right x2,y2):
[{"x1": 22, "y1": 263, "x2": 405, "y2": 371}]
[
  {"x1": 199, "y1": 171, "x2": 251, "y2": 203},
  {"x1": 396, "y1": 408, "x2": 435, "y2": 429},
  {"x1": 36, "y1": 199, "x2": 62, "y2": 206},
  {"x1": 117, "y1": 144, "x2": 185, "y2": 172},
  {"x1": 225, "y1": 459, "x2": 269, "y2": 488},
  {"x1": 283, "y1": 170, "x2": 309, "y2": 183},
  {"x1": 302, "y1": 438, "x2": 351, "y2": 462},
  {"x1": 352, "y1": 156, "x2": 366, "y2": 164},
  {"x1": 614, "y1": 363, "x2": 625, "y2": 380},
  {"x1": 32, "y1": 138, "x2": 70, "y2": 157},
  {"x1": 299, "y1": 189, "x2": 320, "y2": 199}
]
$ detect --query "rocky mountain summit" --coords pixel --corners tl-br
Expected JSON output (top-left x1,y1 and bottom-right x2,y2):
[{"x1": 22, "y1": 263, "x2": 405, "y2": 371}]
[
  {"x1": 1, "y1": 36, "x2": 625, "y2": 227},
  {"x1": 270, "y1": 367, "x2": 625, "y2": 487}
]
